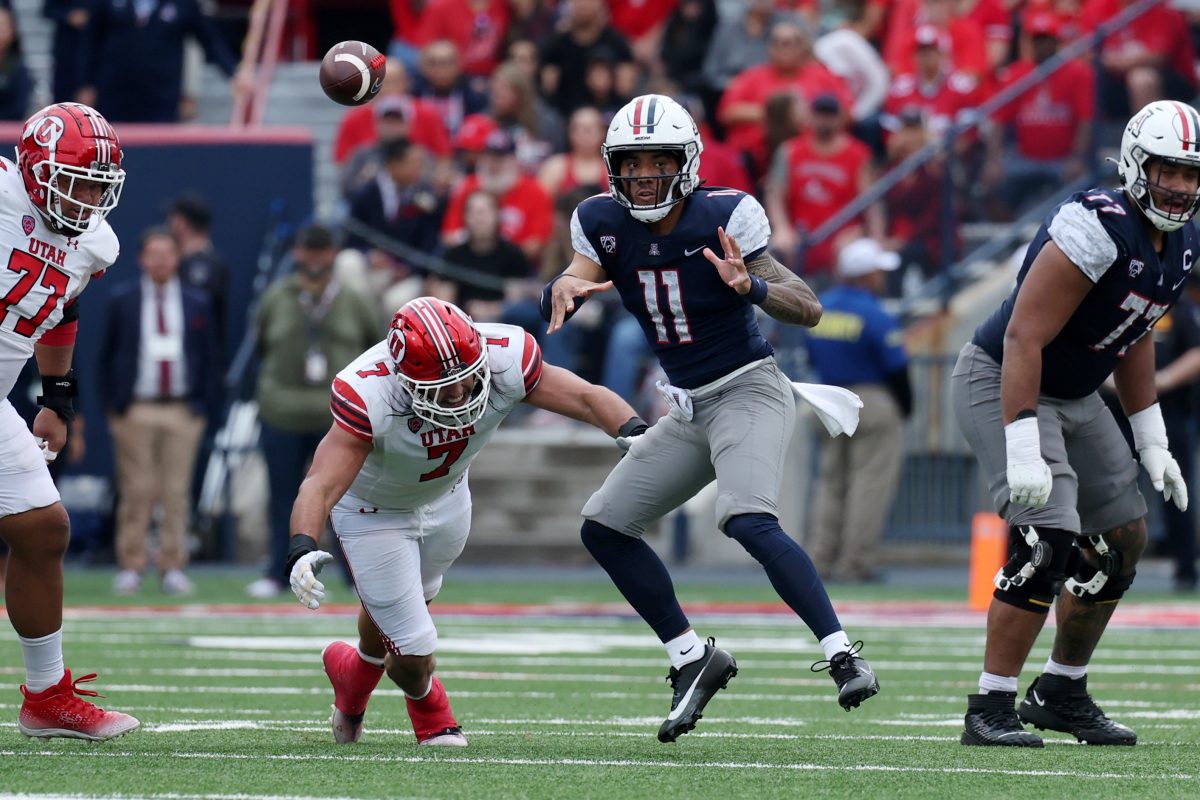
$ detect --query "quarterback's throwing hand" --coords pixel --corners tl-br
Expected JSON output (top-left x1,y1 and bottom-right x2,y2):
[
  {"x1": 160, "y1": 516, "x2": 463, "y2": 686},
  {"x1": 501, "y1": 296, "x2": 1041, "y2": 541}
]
[
  {"x1": 547, "y1": 275, "x2": 613, "y2": 334},
  {"x1": 289, "y1": 550, "x2": 334, "y2": 610},
  {"x1": 703, "y1": 226, "x2": 751, "y2": 294}
]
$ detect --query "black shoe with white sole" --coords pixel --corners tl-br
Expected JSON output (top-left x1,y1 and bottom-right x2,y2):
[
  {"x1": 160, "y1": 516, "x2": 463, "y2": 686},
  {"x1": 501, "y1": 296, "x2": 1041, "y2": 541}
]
[
  {"x1": 657, "y1": 637, "x2": 738, "y2": 743},
  {"x1": 1017, "y1": 674, "x2": 1136, "y2": 745},
  {"x1": 962, "y1": 692, "x2": 1043, "y2": 747}
]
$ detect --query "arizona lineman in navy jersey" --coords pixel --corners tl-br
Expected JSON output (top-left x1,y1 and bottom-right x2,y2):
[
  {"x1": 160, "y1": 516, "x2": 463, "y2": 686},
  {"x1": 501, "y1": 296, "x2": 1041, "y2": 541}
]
[
  {"x1": 540, "y1": 94, "x2": 879, "y2": 742},
  {"x1": 953, "y1": 100, "x2": 1200, "y2": 747}
]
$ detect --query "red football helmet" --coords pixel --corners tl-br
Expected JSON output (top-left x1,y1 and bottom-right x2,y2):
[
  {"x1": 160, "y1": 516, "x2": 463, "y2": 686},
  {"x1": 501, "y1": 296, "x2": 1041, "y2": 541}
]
[
  {"x1": 388, "y1": 297, "x2": 491, "y2": 429},
  {"x1": 17, "y1": 103, "x2": 125, "y2": 235}
]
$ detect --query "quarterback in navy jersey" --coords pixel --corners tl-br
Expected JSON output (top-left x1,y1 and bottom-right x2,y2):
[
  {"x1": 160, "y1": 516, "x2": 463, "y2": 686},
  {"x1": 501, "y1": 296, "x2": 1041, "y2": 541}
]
[
  {"x1": 540, "y1": 94, "x2": 879, "y2": 743},
  {"x1": 952, "y1": 100, "x2": 1200, "y2": 747}
]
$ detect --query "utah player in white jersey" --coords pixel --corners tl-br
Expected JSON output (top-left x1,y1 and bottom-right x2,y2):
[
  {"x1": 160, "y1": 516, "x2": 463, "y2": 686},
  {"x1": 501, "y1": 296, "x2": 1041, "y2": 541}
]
[
  {"x1": 0, "y1": 103, "x2": 138, "y2": 740},
  {"x1": 283, "y1": 297, "x2": 640, "y2": 746}
]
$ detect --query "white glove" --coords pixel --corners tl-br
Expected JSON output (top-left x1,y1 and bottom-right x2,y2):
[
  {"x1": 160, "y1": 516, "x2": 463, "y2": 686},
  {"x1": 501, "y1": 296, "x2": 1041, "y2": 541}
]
[
  {"x1": 35, "y1": 437, "x2": 58, "y2": 463},
  {"x1": 1129, "y1": 403, "x2": 1189, "y2": 511},
  {"x1": 1005, "y1": 416, "x2": 1053, "y2": 508},
  {"x1": 289, "y1": 550, "x2": 334, "y2": 610}
]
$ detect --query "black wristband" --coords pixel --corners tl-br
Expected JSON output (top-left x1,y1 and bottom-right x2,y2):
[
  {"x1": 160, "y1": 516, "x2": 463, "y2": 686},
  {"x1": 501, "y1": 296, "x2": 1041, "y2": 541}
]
[
  {"x1": 1014, "y1": 409, "x2": 1038, "y2": 421},
  {"x1": 746, "y1": 274, "x2": 769, "y2": 305},
  {"x1": 37, "y1": 371, "x2": 77, "y2": 425},
  {"x1": 284, "y1": 533, "x2": 319, "y2": 578},
  {"x1": 617, "y1": 416, "x2": 649, "y2": 439}
]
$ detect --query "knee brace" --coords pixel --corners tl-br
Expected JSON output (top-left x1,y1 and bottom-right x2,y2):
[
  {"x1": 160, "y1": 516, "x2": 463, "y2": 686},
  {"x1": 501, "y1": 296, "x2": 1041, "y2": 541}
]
[
  {"x1": 1065, "y1": 533, "x2": 1134, "y2": 603},
  {"x1": 993, "y1": 525, "x2": 1076, "y2": 613}
]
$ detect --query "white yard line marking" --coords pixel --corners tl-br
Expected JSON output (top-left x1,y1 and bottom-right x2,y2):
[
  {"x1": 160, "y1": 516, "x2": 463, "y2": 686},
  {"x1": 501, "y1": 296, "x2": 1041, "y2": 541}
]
[{"x1": 0, "y1": 749, "x2": 1194, "y2": 781}]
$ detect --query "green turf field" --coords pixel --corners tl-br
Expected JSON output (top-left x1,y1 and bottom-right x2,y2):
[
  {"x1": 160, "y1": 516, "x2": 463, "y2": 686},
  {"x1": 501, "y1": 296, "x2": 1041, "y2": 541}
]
[{"x1": 1, "y1": 569, "x2": 1197, "y2": 800}]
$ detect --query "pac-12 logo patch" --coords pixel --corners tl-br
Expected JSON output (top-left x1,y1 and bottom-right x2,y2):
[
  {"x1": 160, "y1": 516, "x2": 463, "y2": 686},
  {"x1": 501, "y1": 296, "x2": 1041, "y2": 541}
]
[
  {"x1": 1129, "y1": 259, "x2": 1144, "y2": 278},
  {"x1": 600, "y1": 235, "x2": 616, "y2": 254},
  {"x1": 21, "y1": 215, "x2": 34, "y2": 235},
  {"x1": 408, "y1": 417, "x2": 423, "y2": 433}
]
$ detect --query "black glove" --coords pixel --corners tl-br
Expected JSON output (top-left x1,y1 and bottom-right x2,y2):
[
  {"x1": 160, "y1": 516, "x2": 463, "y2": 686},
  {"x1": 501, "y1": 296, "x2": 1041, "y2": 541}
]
[{"x1": 615, "y1": 416, "x2": 649, "y2": 452}]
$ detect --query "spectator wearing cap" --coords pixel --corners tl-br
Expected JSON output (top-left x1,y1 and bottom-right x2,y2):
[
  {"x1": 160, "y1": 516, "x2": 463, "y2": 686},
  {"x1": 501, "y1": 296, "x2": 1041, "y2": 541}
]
[
  {"x1": 880, "y1": 24, "x2": 981, "y2": 141},
  {"x1": 539, "y1": 0, "x2": 637, "y2": 117},
  {"x1": 441, "y1": 128, "x2": 553, "y2": 262},
  {"x1": 414, "y1": 39, "x2": 488, "y2": 138},
  {"x1": 166, "y1": 193, "x2": 230, "y2": 362},
  {"x1": 333, "y1": 59, "x2": 451, "y2": 169},
  {"x1": 454, "y1": 111, "x2": 500, "y2": 176},
  {"x1": 881, "y1": 106, "x2": 955, "y2": 287},
  {"x1": 982, "y1": 12, "x2": 1094, "y2": 220},
  {"x1": 245, "y1": 224, "x2": 380, "y2": 599},
  {"x1": 98, "y1": 227, "x2": 219, "y2": 597},
  {"x1": 345, "y1": 137, "x2": 444, "y2": 312},
  {"x1": 717, "y1": 18, "x2": 854, "y2": 179},
  {"x1": 803, "y1": 237, "x2": 911, "y2": 583},
  {"x1": 765, "y1": 92, "x2": 881, "y2": 280},
  {"x1": 882, "y1": 0, "x2": 988, "y2": 83},
  {"x1": 412, "y1": 0, "x2": 509, "y2": 81},
  {"x1": 1084, "y1": 0, "x2": 1197, "y2": 119},
  {"x1": 488, "y1": 60, "x2": 562, "y2": 173}
]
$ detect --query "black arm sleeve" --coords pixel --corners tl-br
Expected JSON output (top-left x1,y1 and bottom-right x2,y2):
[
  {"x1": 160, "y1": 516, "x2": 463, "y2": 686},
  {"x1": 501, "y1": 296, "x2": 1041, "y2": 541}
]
[{"x1": 886, "y1": 367, "x2": 913, "y2": 419}]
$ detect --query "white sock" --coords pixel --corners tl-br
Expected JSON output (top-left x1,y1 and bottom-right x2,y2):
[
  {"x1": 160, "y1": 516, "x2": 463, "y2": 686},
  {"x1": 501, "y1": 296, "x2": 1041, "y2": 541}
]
[
  {"x1": 1044, "y1": 658, "x2": 1087, "y2": 680},
  {"x1": 819, "y1": 631, "x2": 853, "y2": 661},
  {"x1": 356, "y1": 646, "x2": 385, "y2": 668},
  {"x1": 19, "y1": 629, "x2": 65, "y2": 693},
  {"x1": 665, "y1": 630, "x2": 704, "y2": 670},
  {"x1": 978, "y1": 671, "x2": 1019, "y2": 695}
]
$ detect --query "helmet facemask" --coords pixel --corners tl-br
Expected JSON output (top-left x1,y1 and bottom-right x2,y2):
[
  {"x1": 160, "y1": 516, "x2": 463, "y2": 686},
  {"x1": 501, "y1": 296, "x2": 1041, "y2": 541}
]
[
  {"x1": 38, "y1": 160, "x2": 124, "y2": 235},
  {"x1": 398, "y1": 348, "x2": 492, "y2": 430},
  {"x1": 603, "y1": 143, "x2": 698, "y2": 223},
  {"x1": 1127, "y1": 150, "x2": 1200, "y2": 232}
]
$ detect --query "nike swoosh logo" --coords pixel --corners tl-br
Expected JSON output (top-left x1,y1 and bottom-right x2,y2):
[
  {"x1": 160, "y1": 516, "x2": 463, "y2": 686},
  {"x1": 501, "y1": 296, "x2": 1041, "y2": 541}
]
[
  {"x1": 679, "y1": 645, "x2": 695, "y2": 656},
  {"x1": 1173, "y1": 277, "x2": 1187, "y2": 290},
  {"x1": 684, "y1": 246, "x2": 706, "y2": 257},
  {"x1": 666, "y1": 657, "x2": 710, "y2": 721},
  {"x1": 1032, "y1": 690, "x2": 1046, "y2": 707}
]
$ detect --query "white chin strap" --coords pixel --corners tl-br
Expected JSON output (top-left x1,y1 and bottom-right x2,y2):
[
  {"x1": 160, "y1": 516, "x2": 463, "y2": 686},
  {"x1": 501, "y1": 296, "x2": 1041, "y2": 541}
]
[{"x1": 629, "y1": 203, "x2": 674, "y2": 223}]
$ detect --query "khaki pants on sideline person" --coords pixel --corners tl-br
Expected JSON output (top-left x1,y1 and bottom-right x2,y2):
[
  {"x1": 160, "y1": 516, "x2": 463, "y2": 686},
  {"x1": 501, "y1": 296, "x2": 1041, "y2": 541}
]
[
  {"x1": 807, "y1": 384, "x2": 905, "y2": 580},
  {"x1": 108, "y1": 401, "x2": 206, "y2": 573}
]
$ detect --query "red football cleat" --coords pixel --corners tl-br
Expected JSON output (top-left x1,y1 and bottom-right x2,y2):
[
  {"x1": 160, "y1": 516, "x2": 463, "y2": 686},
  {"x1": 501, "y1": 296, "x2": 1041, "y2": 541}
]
[
  {"x1": 322, "y1": 641, "x2": 384, "y2": 744},
  {"x1": 407, "y1": 676, "x2": 466, "y2": 746},
  {"x1": 18, "y1": 670, "x2": 139, "y2": 741}
]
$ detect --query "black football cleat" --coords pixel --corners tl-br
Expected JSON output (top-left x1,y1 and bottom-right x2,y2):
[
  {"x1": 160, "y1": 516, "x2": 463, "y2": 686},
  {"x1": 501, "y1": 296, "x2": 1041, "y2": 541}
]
[
  {"x1": 1017, "y1": 674, "x2": 1136, "y2": 745},
  {"x1": 810, "y1": 641, "x2": 880, "y2": 711},
  {"x1": 657, "y1": 637, "x2": 738, "y2": 743},
  {"x1": 961, "y1": 692, "x2": 1044, "y2": 747}
]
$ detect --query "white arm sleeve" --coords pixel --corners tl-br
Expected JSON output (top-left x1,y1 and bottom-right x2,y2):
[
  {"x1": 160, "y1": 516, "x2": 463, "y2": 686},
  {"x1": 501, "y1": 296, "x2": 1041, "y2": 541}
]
[
  {"x1": 814, "y1": 31, "x2": 891, "y2": 121},
  {"x1": 570, "y1": 208, "x2": 601, "y2": 263},
  {"x1": 726, "y1": 194, "x2": 772, "y2": 256},
  {"x1": 1047, "y1": 202, "x2": 1119, "y2": 283}
]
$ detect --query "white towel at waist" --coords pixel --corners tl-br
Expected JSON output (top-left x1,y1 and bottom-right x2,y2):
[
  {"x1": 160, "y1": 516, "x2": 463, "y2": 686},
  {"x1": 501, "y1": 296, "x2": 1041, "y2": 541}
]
[{"x1": 790, "y1": 382, "x2": 863, "y2": 437}]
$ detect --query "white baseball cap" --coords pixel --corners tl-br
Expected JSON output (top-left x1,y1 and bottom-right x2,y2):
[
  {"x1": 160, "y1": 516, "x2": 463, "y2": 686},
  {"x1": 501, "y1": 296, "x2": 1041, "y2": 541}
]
[{"x1": 837, "y1": 238, "x2": 901, "y2": 279}]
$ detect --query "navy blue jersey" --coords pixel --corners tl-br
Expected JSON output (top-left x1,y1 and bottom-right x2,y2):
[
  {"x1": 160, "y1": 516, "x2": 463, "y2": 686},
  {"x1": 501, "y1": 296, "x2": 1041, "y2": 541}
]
[
  {"x1": 974, "y1": 189, "x2": 1199, "y2": 399},
  {"x1": 572, "y1": 187, "x2": 774, "y2": 388}
]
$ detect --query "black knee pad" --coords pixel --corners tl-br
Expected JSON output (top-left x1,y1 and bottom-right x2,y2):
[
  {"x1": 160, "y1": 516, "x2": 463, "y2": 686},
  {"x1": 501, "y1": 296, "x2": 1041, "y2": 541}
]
[
  {"x1": 993, "y1": 526, "x2": 1076, "y2": 613},
  {"x1": 1066, "y1": 533, "x2": 1134, "y2": 602}
]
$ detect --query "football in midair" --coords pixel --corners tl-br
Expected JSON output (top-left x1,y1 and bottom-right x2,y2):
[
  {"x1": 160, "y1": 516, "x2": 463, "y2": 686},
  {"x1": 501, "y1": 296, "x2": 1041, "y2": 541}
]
[{"x1": 319, "y1": 41, "x2": 386, "y2": 106}]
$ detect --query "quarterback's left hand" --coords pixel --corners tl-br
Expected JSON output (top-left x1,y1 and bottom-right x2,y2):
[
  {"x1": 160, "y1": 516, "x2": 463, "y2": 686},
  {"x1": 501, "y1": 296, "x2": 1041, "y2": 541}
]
[
  {"x1": 704, "y1": 226, "x2": 751, "y2": 294},
  {"x1": 615, "y1": 415, "x2": 649, "y2": 452},
  {"x1": 1139, "y1": 445, "x2": 1188, "y2": 511}
]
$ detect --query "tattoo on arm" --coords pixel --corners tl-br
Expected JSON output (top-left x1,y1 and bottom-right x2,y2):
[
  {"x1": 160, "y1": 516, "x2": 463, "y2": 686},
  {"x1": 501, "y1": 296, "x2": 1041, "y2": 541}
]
[{"x1": 745, "y1": 252, "x2": 822, "y2": 327}]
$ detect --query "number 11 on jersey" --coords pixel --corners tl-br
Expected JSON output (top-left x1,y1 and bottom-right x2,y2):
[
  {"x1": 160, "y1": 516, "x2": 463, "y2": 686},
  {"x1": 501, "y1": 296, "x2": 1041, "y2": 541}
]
[{"x1": 637, "y1": 269, "x2": 692, "y2": 344}]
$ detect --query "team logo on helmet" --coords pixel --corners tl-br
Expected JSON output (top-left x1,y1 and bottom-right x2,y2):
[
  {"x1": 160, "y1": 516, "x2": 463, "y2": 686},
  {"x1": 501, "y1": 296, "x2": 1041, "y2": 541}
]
[
  {"x1": 21, "y1": 215, "x2": 35, "y2": 235},
  {"x1": 23, "y1": 114, "x2": 64, "y2": 149},
  {"x1": 387, "y1": 325, "x2": 407, "y2": 365}
]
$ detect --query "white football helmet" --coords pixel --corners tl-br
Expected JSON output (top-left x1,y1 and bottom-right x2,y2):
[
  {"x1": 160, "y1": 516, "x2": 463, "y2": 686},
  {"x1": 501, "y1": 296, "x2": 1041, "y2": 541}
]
[
  {"x1": 1118, "y1": 100, "x2": 1200, "y2": 232},
  {"x1": 602, "y1": 94, "x2": 703, "y2": 223}
]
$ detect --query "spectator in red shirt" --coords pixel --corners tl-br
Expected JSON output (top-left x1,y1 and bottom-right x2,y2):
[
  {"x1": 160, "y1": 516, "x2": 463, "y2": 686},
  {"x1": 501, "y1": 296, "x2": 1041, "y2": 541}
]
[
  {"x1": 538, "y1": 106, "x2": 609, "y2": 199},
  {"x1": 609, "y1": 0, "x2": 681, "y2": 71},
  {"x1": 881, "y1": 25, "x2": 981, "y2": 141},
  {"x1": 333, "y1": 59, "x2": 451, "y2": 166},
  {"x1": 412, "y1": 0, "x2": 509, "y2": 80},
  {"x1": 1084, "y1": 0, "x2": 1197, "y2": 119},
  {"x1": 717, "y1": 18, "x2": 855, "y2": 179},
  {"x1": 883, "y1": 0, "x2": 989, "y2": 82},
  {"x1": 764, "y1": 93, "x2": 882, "y2": 280},
  {"x1": 982, "y1": 13, "x2": 1094, "y2": 219},
  {"x1": 441, "y1": 129, "x2": 553, "y2": 262}
]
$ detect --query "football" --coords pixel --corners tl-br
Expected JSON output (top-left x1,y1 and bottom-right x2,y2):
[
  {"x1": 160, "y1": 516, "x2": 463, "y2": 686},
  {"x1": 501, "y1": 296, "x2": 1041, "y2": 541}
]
[{"x1": 319, "y1": 40, "x2": 386, "y2": 106}]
